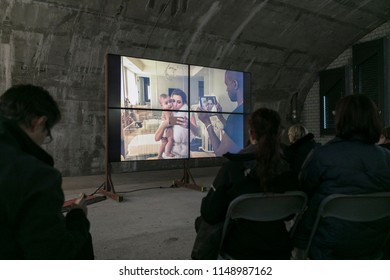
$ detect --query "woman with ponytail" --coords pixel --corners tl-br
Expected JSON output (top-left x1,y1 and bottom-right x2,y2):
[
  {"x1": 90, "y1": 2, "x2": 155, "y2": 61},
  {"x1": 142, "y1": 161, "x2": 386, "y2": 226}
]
[{"x1": 196, "y1": 108, "x2": 298, "y2": 259}]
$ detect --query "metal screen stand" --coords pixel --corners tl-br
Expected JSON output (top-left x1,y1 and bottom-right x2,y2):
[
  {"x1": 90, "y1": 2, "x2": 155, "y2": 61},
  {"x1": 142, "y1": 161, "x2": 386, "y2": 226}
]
[
  {"x1": 172, "y1": 160, "x2": 206, "y2": 192},
  {"x1": 98, "y1": 162, "x2": 123, "y2": 202}
]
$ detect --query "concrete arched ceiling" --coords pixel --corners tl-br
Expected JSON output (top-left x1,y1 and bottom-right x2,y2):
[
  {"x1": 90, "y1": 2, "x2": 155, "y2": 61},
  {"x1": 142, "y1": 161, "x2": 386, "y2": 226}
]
[
  {"x1": 1, "y1": 0, "x2": 389, "y2": 100},
  {"x1": 1, "y1": 0, "x2": 389, "y2": 175}
]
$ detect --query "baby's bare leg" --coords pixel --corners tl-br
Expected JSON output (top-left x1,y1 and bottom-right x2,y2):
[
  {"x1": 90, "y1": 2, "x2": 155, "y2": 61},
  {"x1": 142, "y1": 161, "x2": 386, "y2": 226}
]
[
  {"x1": 165, "y1": 128, "x2": 174, "y2": 157},
  {"x1": 158, "y1": 137, "x2": 168, "y2": 159}
]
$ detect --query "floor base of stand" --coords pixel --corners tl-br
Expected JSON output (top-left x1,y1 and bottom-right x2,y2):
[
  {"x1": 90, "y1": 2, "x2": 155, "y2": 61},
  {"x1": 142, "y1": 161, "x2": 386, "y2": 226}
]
[
  {"x1": 98, "y1": 188, "x2": 124, "y2": 202},
  {"x1": 173, "y1": 179, "x2": 207, "y2": 192}
]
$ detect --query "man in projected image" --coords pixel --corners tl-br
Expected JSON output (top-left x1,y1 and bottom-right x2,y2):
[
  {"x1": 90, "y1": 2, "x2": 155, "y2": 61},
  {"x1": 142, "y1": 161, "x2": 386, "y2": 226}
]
[
  {"x1": 0, "y1": 84, "x2": 94, "y2": 259},
  {"x1": 198, "y1": 70, "x2": 244, "y2": 156}
]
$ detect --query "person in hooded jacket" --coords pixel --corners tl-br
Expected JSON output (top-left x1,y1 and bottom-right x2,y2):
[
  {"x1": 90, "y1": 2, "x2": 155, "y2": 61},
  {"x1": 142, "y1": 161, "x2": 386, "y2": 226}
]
[
  {"x1": 283, "y1": 124, "x2": 320, "y2": 183},
  {"x1": 199, "y1": 108, "x2": 299, "y2": 259},
  {"x1": 294, "y1": 94, "x2": 390, "y2": 259},
  {"x1": 0, "y1": 84, "x2": 94, "y2": 259}
]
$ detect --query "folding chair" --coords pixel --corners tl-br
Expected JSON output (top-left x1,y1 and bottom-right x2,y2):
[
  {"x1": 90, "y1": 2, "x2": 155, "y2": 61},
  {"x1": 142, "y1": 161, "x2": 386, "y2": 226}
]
[
  {"x1": 304, "y1": 192, "x2": 390, "y2": 259},
  {"x1": 217, "y1": 191, "x2": 308, "y2": 259}
]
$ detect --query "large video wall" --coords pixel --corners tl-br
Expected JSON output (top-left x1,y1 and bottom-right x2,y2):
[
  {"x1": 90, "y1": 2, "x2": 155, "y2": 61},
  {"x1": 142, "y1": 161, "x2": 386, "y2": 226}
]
[{"x1": 106, "y1": 54, "x2": 251, "y2": 162}]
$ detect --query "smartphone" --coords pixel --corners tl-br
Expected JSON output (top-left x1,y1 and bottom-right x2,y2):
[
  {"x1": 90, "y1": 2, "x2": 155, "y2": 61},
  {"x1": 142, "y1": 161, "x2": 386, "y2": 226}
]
[
  {"x1": 169, "y1": 116, "x2": 179, "y2": 125},
  {"x1": 199, "y1": 96, "x2": 217, "y2": 111}
]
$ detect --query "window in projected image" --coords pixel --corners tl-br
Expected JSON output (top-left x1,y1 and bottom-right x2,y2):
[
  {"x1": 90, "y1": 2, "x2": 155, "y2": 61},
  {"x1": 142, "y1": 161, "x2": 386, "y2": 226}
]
[{"x1": 109, "y1": 55, "x2": 249, "y2": 162}]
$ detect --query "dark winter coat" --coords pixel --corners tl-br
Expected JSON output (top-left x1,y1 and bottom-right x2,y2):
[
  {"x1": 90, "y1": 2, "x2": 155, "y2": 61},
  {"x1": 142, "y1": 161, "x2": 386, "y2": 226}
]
[
  {"x1": 294, "y1": 137, "x2": 390, "y2": 259},
  {"x1": 380, "y1": 142, "x2": 390, "y2": 150},
  {"x1": 0, "y1": 118, "x2": 93, "y2": 259},
  {"x1": 200, "y1": 145, "x2": 299, "y2": 259},
  {"x1": 284, "y1": 133, "x2": 320, "y2": 179}
]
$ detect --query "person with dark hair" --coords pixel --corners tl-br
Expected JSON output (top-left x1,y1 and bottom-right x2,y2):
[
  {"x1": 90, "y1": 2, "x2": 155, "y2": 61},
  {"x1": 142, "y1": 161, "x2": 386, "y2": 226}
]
[
  {"x1": 378, "y1": 127, "x2": 390, "y2": 150},
  {"x1": 0, "y1": 84, "x2": 94, "y2": 259},
  {"x1": 294, "y1": 94, "x2": 390, "y2": 259},
  {"x1": 171, "y1": 88, "x2": 187, "y2": 106},
  {"x1": 155, "y1": 88, "x2": 197, "y2": 158},
  {"x1": 193, "y1": 108, "x2": 298, "y2": 259},
  {"x1": 197, "y1": 70, "x2": 244, "y2": 156}
]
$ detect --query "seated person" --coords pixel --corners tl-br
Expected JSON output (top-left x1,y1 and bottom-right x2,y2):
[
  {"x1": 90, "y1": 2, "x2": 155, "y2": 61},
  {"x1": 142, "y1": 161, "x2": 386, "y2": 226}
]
[
  {"x1": 294, "y1": 94, "x2": 390, "y2": 259},
  {"x1": 0, "y1": 84, "x2": 93, "y2": 259},
  {"x1": 283, "y1": 124, "x2": 320, "y2": 182},
  {"x1": 287, "y1": 124, "x2": 308, "y2": 144},
  {"x1": 197, "y1": 108, "x2": 299, "y2": 259}
]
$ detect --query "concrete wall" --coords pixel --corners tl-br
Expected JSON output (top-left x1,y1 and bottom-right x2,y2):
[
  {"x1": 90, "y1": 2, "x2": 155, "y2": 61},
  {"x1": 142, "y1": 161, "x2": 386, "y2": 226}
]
[
  {"x1": 302, "y1": 21, "x2": 390, "y2": 145},
  {"x1": 1, "y1": 1, "x2": 388, "y2": 177}
]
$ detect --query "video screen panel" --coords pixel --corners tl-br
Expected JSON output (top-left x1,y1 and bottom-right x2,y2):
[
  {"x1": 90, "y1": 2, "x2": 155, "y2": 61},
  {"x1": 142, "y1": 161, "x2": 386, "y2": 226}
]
[{"x1": 106, "y1": 54, "x2": 250, "y2": 162}]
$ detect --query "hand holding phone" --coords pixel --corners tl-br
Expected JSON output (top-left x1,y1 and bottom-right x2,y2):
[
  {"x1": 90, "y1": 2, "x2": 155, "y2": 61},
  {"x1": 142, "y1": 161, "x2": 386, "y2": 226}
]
[
  {"x1": 71, "y1": 193, "x2": 88, "y2": 216},
  {"x1": 169, "y1": 116, "x2": 179, "y2": 125},
  {"x1": 176, "y1": 116, "x2": 188, "y2": 128},
  {"x1": 74, "y1": 193, "x2": 86, "y2": 206}
]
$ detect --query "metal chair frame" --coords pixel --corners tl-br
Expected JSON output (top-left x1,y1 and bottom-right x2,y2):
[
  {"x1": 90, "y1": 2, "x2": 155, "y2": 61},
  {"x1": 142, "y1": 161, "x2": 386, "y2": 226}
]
[
  {"x1": 217, "y1": 191, "x2": 308, "y2": 259},
  {"x1": 304, "y1": 192, "x2": 390, "y2": 259}
]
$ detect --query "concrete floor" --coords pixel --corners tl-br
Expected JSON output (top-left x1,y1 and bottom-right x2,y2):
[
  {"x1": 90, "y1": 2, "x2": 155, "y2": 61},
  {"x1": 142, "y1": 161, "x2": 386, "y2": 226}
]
[{"x1": 62, "y1": 166, "x2": 220, "y2": 260}]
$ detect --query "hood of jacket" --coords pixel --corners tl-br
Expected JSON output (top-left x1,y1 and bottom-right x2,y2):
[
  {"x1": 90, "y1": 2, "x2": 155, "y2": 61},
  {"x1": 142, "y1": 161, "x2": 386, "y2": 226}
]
[{"x1": 290, "y1": 133, "x2": 315, "y2": 150}]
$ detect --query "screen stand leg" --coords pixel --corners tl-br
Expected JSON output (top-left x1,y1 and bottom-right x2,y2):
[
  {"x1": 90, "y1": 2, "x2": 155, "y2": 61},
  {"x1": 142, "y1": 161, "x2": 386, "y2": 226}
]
[
  {"x1": 172, "y1": 160, "x2": 206, "y2": 192},
  {"x1": 99, "y1": 163, "x2": 124, "y2": 202}
]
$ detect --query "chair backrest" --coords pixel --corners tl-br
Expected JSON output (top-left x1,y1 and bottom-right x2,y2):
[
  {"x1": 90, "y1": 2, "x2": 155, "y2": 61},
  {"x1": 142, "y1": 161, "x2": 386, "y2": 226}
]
[
  {"x1": 218, "y1": 191, "x2": 308, "y2": 259},
  {"x1": 304, "y1": 192, "x2": 390, "y2": 259}
]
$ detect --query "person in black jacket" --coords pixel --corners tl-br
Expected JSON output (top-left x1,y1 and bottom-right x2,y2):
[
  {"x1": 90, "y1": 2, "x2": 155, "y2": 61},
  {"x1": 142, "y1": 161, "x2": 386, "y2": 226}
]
[
  {"x1": 197, "y1": 108, "x2": 299, "y2": 259},
  {"x1": 294, "y1": 94, "x2": 390, "y2": 259},
  {"x1": 284, "y1": 124, "x2": 320, "y2": 184},
  {"x1": 0, "y1": 84, "x2": 94, "y2": 259}
]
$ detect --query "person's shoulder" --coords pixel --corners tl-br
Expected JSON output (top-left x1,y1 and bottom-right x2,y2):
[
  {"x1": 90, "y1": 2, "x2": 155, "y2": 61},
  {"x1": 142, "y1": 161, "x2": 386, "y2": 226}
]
[
  {"x1": 1, "y1": 154, "x2": 61, "y2": 201},
  {"x1": 299, "y1": 139, "x2": 333, "y2": 163},
  {"x1": 379, "y1": 143, "x2": 390, "y2": 151},
  {"x1": 232, "y1": 103, "x2": 244, "y2": 113},
  {"x1": 4, "y1": 141, "x2": 60, "y2": 177},
  {"x1": 220, "y1": 152, "x2": 256, "y2": 177},
  {"x1": 18, "y1": 154, "x2": 61, "y2": 180},
  {"x1": 316, "y1": 137, "x2": 389, "y2": 158},
  {"x1": 375, "y1": 143, "x2": 390, "y2": 158},
  {"x1": 223, "y1": 149, "x2": 256, "y2": 162},
  {"x1": 314, "y1": 137, "x2": 341, "y2": 150}
]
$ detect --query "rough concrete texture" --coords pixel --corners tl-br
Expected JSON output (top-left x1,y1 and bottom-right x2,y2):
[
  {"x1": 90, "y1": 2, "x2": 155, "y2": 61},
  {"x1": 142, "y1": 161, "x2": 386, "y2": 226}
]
[
  {"x1": 63, "y1": 166, "x2": 218, "y2": 259},
  {"x1": 0, "y1": 1, "x2": 389, "y2": 176}
]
